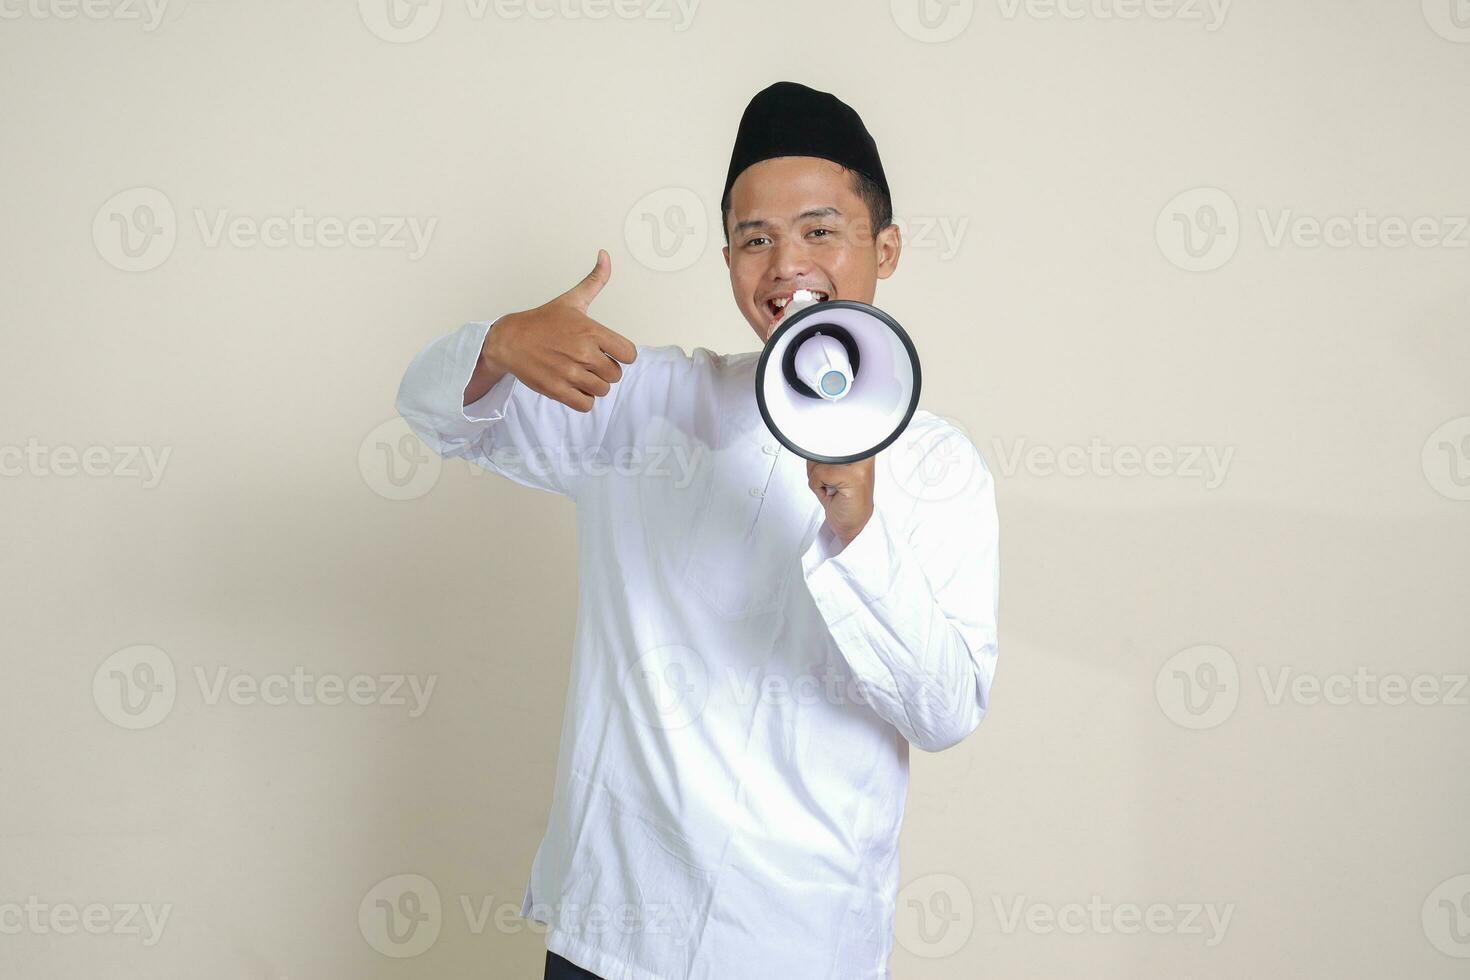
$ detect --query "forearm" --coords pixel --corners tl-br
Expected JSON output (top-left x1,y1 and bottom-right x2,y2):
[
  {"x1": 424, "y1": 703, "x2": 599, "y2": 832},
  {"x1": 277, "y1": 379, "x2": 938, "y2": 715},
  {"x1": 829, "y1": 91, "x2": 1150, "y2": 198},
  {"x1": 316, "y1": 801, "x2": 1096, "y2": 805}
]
[
  {"x1": 463, "y1": 350, "x2": 509, "y2": 407},
  {"x1": 462, "y1": 315, "x2": 514, "y2": 406},
  {"x1": 802, "y1": 510, "x2": 997, "y2": 751},
  {"x1": 800, "y1": 422, "x2": 1002, "y2": 751}
]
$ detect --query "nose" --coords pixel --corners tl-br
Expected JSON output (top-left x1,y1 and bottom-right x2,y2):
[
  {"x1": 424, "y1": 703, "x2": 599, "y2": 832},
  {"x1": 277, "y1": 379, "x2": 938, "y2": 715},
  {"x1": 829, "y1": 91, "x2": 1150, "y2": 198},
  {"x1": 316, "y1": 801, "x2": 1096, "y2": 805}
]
[{"x1": 769, "y1": 236, "x2": 812, "y2": 283}]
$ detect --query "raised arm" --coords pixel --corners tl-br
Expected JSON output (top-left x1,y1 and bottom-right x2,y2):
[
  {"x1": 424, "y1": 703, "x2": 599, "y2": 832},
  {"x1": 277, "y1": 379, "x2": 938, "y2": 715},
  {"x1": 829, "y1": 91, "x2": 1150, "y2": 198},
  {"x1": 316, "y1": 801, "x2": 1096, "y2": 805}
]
[
  {"x1": 800, "y1": 424, "x2": 1000, "y2": 752},
  {"x1": 395, "y1": 250, "x2": 640, "y2": 497}
]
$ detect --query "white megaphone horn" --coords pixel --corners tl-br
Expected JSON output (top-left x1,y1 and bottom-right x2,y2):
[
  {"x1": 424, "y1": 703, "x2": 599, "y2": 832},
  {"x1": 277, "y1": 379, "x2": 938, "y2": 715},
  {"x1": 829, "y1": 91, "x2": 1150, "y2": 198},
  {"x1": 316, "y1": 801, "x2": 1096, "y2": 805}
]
[{"x1": 755, "y1": 290, "x2": 922, "y2": 463}]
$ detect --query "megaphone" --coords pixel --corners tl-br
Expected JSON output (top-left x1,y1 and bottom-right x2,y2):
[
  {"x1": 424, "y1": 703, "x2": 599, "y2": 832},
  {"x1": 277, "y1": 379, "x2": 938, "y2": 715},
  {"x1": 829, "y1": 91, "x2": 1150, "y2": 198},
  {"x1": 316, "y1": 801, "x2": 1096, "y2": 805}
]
[{"x1": 755, "y1": 290, "x2": 922, "y2": 463}]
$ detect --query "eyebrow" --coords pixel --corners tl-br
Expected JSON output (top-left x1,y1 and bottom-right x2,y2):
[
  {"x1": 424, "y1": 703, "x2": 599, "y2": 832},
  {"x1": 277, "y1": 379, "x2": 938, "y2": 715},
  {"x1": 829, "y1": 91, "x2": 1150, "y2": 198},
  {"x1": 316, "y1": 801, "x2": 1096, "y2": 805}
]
[{"x1": 732, "y1": 207, "x2": 843, "y2": 237}]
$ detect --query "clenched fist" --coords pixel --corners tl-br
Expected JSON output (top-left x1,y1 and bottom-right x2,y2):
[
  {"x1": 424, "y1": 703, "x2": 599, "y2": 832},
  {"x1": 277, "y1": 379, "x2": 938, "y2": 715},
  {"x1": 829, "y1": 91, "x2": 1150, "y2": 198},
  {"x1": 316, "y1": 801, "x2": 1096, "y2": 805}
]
[{"x1": 807, "y1": 457, "x2": 876, "y2": 548}]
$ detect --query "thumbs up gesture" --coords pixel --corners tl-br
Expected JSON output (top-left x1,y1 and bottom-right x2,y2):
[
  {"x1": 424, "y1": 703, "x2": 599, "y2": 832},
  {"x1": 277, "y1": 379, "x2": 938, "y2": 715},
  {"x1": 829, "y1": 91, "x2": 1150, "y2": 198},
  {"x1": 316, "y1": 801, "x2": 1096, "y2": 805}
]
[{"x1": 478, "y1": 250, "x2": 639, "y2": 413}]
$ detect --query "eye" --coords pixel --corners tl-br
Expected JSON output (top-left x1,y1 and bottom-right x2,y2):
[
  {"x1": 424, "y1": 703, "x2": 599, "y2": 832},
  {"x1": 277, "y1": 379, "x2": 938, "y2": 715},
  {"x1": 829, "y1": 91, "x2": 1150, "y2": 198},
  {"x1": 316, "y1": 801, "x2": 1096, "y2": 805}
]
[
  {"x1": 808, "y1": 227, "x2": 833, "y2": 239},
  {"x1": 744, "y1": 236, "x2": 770, "y2": 248}
]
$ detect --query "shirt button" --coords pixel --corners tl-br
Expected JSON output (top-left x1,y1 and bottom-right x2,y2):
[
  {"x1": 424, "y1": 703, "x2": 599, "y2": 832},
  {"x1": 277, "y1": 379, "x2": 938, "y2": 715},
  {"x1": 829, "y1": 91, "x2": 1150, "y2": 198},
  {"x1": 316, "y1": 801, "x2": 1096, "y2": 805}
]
[
  {"x1": 748, "y1": 487, "x2": 765, "y2": 498},
  {"x1": 762, "y1": 444, "x2": 780, "y2": 455}
]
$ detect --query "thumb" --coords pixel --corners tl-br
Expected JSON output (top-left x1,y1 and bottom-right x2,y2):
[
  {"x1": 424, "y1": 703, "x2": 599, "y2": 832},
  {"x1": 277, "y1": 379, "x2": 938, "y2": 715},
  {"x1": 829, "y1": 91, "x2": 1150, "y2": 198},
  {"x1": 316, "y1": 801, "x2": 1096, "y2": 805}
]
[{"x1": 560, "y1": 249, "x2": 611, "y2": 310}]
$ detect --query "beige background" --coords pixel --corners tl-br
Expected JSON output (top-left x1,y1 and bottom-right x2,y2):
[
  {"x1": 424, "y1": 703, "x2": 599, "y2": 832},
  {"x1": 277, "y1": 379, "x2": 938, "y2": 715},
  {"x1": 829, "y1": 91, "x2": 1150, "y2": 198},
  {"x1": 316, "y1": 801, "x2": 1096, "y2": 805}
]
[{"x1": 3, "y1": 1, "x2": 1468, "y2": 977}]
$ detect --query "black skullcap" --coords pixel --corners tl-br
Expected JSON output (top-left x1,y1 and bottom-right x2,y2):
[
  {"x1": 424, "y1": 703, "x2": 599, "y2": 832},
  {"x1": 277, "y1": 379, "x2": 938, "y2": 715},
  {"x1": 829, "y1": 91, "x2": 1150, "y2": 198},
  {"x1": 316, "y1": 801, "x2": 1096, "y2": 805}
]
[{"x1": 721, "y1": 81, "x2": 890, "y2": 209}]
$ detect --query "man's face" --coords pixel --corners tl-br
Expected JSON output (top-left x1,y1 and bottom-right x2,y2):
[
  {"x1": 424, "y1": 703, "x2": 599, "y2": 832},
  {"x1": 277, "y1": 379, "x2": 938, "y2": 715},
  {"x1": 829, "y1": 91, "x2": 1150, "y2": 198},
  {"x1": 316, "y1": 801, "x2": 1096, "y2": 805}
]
[{"x1": 723, "y1": 155, "x2": 901, "y2": 343}]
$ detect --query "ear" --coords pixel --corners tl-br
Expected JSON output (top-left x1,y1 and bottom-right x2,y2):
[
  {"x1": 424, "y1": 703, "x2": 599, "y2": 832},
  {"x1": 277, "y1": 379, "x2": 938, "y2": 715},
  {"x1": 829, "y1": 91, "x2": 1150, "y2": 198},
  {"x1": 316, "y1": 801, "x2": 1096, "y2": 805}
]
[
  {"x1": 722, "y1": 244, "x2": 729, "y2": 268},
  {"x1": 875, "y1": 222, "x2": 901, "y2": 280}
]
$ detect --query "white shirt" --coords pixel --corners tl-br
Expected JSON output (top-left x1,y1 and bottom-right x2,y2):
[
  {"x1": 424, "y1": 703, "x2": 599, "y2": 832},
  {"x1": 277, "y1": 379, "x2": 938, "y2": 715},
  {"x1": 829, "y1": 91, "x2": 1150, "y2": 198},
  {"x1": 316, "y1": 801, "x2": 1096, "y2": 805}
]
[{"x1": 395, "y1": 316, "x2": 1000, "y2": 980}]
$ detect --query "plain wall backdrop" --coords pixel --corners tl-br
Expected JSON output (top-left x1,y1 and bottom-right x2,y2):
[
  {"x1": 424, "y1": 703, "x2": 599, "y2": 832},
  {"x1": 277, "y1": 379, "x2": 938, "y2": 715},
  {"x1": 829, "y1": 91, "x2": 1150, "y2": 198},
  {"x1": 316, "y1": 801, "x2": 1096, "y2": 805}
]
[{"x1": 2, "y1": 0, "x2": 1468, "y2": 977}]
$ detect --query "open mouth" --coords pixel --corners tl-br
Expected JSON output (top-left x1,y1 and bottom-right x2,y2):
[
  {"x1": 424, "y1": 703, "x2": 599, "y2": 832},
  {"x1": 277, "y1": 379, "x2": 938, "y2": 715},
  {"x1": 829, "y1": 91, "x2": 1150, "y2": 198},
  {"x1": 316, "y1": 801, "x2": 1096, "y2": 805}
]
[{"x1": 765, "y1": 288, "x2": 831, "y2": 325}]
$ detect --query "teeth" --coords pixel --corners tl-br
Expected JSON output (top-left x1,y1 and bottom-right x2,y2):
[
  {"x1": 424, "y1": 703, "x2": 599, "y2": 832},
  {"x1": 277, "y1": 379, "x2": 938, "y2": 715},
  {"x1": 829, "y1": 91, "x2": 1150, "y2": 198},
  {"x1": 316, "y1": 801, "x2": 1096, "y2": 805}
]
[{"x1": 769, "y1": 290, "x2": 828, "y2": 314}]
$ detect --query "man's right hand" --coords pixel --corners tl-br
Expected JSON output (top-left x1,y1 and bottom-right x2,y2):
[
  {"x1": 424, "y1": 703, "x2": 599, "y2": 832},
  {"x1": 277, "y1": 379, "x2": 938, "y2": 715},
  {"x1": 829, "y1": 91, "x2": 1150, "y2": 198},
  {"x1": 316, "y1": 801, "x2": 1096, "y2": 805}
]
[{"x1": 465, "y1": 249, "x2": 638, "y2": 413}]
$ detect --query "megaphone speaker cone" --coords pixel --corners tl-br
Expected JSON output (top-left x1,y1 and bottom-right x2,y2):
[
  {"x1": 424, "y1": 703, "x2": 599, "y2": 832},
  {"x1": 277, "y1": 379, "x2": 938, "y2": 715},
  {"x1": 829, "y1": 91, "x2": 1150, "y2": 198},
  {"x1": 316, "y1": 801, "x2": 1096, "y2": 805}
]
[{"x1": 754, "y1": 299, "x2": 922, "y2": 464}]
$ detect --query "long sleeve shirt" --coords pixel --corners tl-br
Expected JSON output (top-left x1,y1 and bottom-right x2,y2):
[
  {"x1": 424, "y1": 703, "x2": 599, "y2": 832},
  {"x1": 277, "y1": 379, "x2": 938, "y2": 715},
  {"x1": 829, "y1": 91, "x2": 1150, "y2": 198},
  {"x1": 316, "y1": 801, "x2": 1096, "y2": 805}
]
[{"x1": 394, "y1": 315, "x2": 1000, "y2": 980}]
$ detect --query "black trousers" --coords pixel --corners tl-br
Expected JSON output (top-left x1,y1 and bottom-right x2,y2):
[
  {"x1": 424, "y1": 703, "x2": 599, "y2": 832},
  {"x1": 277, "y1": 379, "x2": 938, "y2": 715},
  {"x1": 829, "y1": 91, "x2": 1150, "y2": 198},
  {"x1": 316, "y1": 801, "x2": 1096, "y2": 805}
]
[{"x1": 544, "y1": 950, "x2": 604, "y2": 979}]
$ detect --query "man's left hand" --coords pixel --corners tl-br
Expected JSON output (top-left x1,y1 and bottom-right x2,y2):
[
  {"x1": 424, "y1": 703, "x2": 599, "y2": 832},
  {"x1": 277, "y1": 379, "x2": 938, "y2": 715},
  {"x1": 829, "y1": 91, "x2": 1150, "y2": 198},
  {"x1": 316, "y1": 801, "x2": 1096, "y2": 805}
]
[{"x1": 806, "y1": 457, "x2": 875, "y2": 548}]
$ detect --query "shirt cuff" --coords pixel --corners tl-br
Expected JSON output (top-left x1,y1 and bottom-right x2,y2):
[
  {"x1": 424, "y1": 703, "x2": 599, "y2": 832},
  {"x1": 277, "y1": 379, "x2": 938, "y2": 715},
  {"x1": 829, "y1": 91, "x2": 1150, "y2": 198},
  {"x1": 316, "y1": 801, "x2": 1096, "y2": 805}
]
[
  {"x1": 463, "y1": 370, "x2": 516, "y2": 422},
  {"x1": 800, "y1": 509, "x2": 900, "y2": 624}
]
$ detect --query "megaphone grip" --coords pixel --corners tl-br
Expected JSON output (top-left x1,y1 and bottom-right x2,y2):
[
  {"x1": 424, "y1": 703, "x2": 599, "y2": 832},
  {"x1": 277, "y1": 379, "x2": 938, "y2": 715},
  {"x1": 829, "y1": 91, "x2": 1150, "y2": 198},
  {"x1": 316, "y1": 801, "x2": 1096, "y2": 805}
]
[
  {"x1": 794, "y1": 335, "x2": 853, "y2": 400},
  {"x1": 779, "y1": 325, "x2": 862, "y2": 400}
]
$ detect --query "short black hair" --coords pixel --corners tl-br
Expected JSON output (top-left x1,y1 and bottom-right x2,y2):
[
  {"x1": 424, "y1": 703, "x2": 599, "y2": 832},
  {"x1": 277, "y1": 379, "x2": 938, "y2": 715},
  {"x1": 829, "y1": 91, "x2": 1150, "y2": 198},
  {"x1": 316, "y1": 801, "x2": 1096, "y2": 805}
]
[{"x1": 722, "y1": 167, "x2": 893, "y2": 244}]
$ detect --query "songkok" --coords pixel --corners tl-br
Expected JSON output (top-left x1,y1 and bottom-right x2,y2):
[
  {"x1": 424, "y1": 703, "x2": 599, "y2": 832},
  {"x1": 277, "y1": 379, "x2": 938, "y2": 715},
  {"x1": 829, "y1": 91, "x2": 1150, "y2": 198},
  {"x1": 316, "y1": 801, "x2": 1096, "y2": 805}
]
[{"x1": 721, "y1": 81, "x2": 890, "y2": 209}]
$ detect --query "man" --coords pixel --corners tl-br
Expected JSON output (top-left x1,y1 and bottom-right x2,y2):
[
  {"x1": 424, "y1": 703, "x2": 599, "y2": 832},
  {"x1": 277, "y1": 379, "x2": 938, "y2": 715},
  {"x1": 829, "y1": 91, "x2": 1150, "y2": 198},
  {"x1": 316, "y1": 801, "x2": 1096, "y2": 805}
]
[{"x1": 395, "y1": 81, "x2": 999, "y2": 980}]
